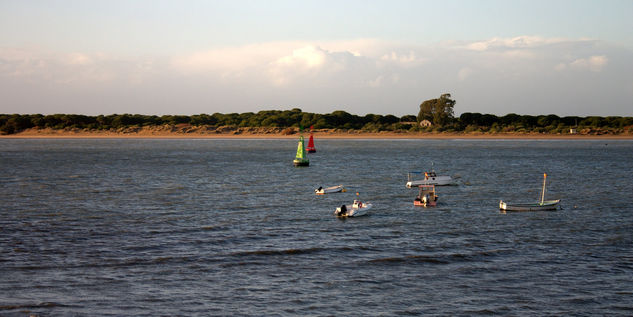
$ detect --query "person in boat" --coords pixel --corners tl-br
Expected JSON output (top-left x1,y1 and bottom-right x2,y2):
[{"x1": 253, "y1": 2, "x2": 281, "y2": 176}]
[
  {"x1": 317, "y1": 186, "x2": 323, "y2": 191},
  {"x1": 338, "y1": 204, "x2": 347, "y2": 216},
  {"x1": 424, "y1": 172, "x2": 428, "y2": 180}
]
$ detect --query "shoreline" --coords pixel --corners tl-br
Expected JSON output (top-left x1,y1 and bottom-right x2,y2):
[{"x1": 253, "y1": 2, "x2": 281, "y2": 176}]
[{"x1": 2, "y1": 129, "x2": 632, "y2": 140}]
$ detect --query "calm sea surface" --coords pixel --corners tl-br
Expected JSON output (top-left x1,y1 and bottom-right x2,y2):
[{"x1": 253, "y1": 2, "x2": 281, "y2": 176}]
[{"x1": 1, "y1": 139, "x2": 632, "y2": 316}]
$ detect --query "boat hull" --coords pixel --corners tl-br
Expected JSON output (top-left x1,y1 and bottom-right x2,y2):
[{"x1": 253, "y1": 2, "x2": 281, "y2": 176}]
[
  {"x1": 315, "y1": 185, "x2": 344, "y2": 195},
  {"x1": 499, "y1": 199, "x2": 561, "y2": 211},
  {"x1": 335, "y1": 204, "x2": 372, "y2": 217},
  {"x1": 406, "y1": 176, "x2": 453, "y2": 187},
  {"x1": 413, "y1": 200, "x2": 436, "y2": 207}
]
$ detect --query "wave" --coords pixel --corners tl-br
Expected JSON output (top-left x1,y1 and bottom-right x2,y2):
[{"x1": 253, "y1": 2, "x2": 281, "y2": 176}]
[
  {"x1": 368, "y1": 249, "x2": 513, "y2": 265},
  {"x1": 230, "y1": 247, "x2": 327, "y2": 257},
  {"x1": 0, "y1": 301, "x2": 71, "y2": 311}
]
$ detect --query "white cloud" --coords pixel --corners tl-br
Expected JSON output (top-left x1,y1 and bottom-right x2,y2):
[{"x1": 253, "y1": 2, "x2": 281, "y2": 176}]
[
  {"x1": 274, "y1": 46, "x2": 326, "y2": 69},
  {"x1": 570, "y1": 55, "x2": 608, "y2": 72},
  {"x1": 554, "y1": 63, "x2": 567, "y2": 71},
  {"x1": 65, "y1": 53, "x2": 94, "y2": 66},
  {"x1": 554, "y1": 55, "x2": 609, "y2": 72},
  {"x1": 1, "y1": 36, "x2": 630, "y2": 116},
  {"x1": 380, "y1": 51, "x2": 426, "y2": 66},
  {"x1": 465, "y1": 35, "x2": 566, "y2": 51},
  {"x1": 457, "y1": 67, "x2": 473, "y2": 81},
  {"x1": 368, "y1": 74, "x2": 400, "y2": 88}
]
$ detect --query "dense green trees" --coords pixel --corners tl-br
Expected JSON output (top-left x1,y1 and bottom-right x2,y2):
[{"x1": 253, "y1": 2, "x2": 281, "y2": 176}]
[
  {"x1": 418, "y1": 94, "x2": 456, "y2": 126},
  {"x1": 1, "y1": 110, "x2": 632, "y2": 135}
]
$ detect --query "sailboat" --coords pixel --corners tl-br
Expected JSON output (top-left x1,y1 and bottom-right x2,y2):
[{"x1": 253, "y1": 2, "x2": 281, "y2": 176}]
[
  {"x1": 499, "y1": 173, "x2": 560, "y2": 211},
  {"x1": 293, "y1": 135, "x2": 310, "y2": 166},
  {"x1": 306, "y1": 126, "x2": 316, "y2": 153}
]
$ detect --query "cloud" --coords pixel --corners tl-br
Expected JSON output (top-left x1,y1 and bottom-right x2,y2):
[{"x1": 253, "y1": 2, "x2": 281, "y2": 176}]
[
  {"x1": 0, "y1": 48, "x2": 144, "y2": 84},
  {"x1": 465, "y1": 35, "x2": 567, "y2": 51},
  {"x1": 457, "y1": 67, "x2": 473, "y2": 81},
  {"x1": 570, "y1": 55, "x2": 608, "y2": 72},
  {"x1": 274, "y1": 46, "x2": 326, "y2": 69},
  {"x1": 380, "y1": 51, "x2": 426, "y2": 66},
  {"x1": 554, "y1": 55, "x2": 608, "y2": 72},
  {"x1": 368, "y1": 74, "x2": 400, "y2": 87},
  {"x1": 1, "y1": 36, "x2": 630, "y2": 116}
]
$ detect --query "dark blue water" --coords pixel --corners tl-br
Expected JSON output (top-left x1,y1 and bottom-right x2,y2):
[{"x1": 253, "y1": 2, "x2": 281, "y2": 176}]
[{"x1": 1, "y1": 139, "x2": 632, "y2": 316}]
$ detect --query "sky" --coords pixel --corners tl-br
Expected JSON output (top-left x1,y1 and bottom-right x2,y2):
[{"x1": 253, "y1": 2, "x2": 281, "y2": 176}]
[{"x1": 1, "y1": 0, "x2": 632, "y2": 117}]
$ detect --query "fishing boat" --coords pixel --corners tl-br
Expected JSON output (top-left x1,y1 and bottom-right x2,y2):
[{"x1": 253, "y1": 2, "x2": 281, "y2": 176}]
[
  {"x1": 406, "y1": 171, "x2": 453, "y2": 187},
  {"x1": 334, "y1": 200, "x2": 372, "y2": 217},
  {"x1": 499, "y1": 173, "x2": 561, "y2": 212},
  {"x1": 413, "y1": 185, "x2": 438, "y2": 207},
  {"x1": 306, "y1": 126, "x2": 316, "y2": 153},
  {"x1": 499, "y1": 200, "x2": 561, "y2": 211},
  {"x1": 293, "y1": 135, "x2": 309, "y2": 166},
  {"x1": 315, "y1": 185, "x2": 346, "y2": 195}
]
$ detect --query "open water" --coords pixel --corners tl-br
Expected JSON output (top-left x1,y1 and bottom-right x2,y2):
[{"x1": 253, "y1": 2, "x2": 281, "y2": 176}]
[{"x1": 1, "y1": 138, "x2": 632, "y2": 316}]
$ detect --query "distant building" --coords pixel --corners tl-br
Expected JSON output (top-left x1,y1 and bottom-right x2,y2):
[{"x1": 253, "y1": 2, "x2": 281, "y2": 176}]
[
  {"x1": 569, "y1": 128, "x2": 577, "y2": 134},
  {"x1": 419, "y1": 120, "x2": 432, "y2": 127}
]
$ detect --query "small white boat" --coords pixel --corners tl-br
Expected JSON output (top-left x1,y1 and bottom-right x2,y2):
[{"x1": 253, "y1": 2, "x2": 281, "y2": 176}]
[
  {"x1": 315, "y1": 185, "x2": 346, "y2": 195},
  {"x1": 406, "y1": 171, "x2": 453, "y2": 187},
  {"x1": 334, "y1": 200, "x2": 372, "y2": 217},
  {"x1": 500, "y1": 173, "x2": 561, "y2": 212}
]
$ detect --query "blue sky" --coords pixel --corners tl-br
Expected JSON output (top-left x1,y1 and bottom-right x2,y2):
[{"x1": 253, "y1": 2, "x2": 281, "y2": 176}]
[{"x1": 1, "y1": 0, "x2": 632, "y2": 116}]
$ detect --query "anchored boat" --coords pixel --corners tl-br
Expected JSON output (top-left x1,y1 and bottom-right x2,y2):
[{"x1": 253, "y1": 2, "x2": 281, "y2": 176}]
[
  {"x1": 335, "y1": 200, "x2": 372, "y2": 217},
  {"x1": 500, "y1": 173, "x2": 561, "y2": 212},
  {"x1": 315, "y1": 185, "x2": 345, "y2": 195},
  {"x1": 406, "y1": 171, "x2": 453, "y2": 187},
  {"x1": 335, "y1": 192, "x2": 371, "y2": 217},
  {"x1": 413, "y1": 185, "x2": 438, "y2": 207}
]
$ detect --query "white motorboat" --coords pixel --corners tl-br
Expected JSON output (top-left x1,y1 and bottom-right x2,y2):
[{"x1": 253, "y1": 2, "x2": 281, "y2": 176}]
[
  {"x1": 315, "y1": 185, "x2": 346, "y2": 195},
  {"x1": 406, "y1": 171, "x2": 453, "y2": 187},
  {"x1": 334, "y1": 200, "x2": 372, "y2": 217}
]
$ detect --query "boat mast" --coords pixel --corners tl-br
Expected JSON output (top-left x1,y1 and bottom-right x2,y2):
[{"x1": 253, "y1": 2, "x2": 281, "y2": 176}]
[{"x1": 540, "y1": 173, "x2": 547, "y2": 205}]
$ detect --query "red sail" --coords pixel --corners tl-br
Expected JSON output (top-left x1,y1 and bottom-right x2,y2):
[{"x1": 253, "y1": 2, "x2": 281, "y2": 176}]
[{"x1": 306, "y1": 132, "x2": 316, "y2": 153}]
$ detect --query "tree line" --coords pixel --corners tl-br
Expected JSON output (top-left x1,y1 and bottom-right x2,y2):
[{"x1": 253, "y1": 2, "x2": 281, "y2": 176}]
[
  {"x1": 1, "y1": 107, "x2": 632, "y2": 135},
  {"x1": 415, "y1": 94, "x2": 632, "y2": 134}
]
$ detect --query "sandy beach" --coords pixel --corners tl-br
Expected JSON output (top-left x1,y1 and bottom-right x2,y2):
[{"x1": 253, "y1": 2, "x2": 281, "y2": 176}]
[{"x1": 2, "y1": 127, "x2": 632, "y2": 139}]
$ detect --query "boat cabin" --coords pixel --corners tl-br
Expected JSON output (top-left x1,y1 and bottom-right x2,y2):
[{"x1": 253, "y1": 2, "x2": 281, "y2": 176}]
[{"x1": 414, "y1": 185, "x2": 438, "y2": 207}]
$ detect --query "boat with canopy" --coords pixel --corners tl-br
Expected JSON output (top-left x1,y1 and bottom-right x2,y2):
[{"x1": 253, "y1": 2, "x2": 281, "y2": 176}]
[{"x1": 413, "y1": 185, "x2": 438, "y2": 207}]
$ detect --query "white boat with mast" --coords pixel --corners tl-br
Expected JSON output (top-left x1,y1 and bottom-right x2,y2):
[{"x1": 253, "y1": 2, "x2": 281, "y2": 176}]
[{"x1": 499, "y1": 173, "x2": 561, "y2": 212}]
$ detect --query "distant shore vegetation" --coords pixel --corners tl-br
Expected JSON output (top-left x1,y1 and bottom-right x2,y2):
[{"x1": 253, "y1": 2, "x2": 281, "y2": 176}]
[{"x1": 2, "y1": 108, "x2": 632, "y2": 135}]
